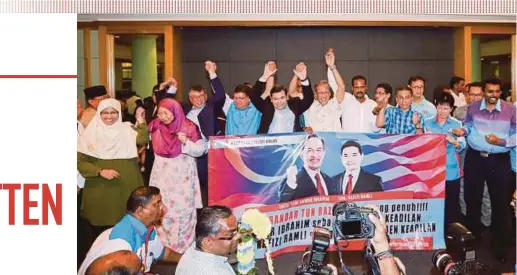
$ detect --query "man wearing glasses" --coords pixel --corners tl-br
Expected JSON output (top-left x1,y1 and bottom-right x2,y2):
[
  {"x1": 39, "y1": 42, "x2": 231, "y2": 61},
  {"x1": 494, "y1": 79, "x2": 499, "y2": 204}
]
[
  {"x1": 453, "y1": 82, "x2": 484, "y2": 122},
  {"x1": 408, "y1": 76, "x2": 437, "y2": 120},
  {"x1": 176, "y1": 205, "x2": 240, "y2": 275},
  {"x1": 78, "y1": 186, "x2": 182, "y2": 275},
  {"x1": 452, "y1": 78, "x2": 516, "y2": 263},
  {"x1": 79, "y1": 85, "x2": 109, "y2": 128}
]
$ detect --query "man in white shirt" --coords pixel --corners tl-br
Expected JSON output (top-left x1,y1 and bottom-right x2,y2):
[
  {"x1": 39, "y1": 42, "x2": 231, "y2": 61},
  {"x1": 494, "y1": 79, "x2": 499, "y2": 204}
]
[
  {"x1": 176, "y1": 206, "x2": 240, "y2": 275},
  {"x1": 340, "y1": 75, "x2": 378, "y2": 133},
  {"x1": 303, "y1": 48, "x2": 346, "y2": 132},
  {"x1": 448, "y1": 76, "x2": 467, "y2": 107}
]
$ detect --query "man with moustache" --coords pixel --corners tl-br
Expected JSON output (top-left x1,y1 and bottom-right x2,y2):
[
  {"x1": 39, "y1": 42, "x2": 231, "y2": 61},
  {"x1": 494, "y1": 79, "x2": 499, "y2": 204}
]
[
  {"x1": 452, "y1": 78, "x2": 516, "y2": 263},
  {"x1": 333, "y1": 140, "x2": 383, "y2": 194},
  {"x1": 340, "y1": 75, "x2": 378, "y2": 133},
  {"x1": 279, "y1": 134, "x2": 333, "y2": 202}
]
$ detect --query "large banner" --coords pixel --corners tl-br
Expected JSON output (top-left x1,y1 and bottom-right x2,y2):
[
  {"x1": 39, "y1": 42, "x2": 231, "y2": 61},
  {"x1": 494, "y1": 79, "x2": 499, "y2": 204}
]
[{"x1": 208, "y1": 132, "x2": 446, "y2": 257}]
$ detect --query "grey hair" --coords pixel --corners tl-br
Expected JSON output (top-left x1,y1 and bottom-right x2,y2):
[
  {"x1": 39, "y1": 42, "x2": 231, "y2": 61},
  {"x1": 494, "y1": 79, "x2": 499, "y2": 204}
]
[{"x1": 195, "y1": 205, "x2": 233, "y2": 249}]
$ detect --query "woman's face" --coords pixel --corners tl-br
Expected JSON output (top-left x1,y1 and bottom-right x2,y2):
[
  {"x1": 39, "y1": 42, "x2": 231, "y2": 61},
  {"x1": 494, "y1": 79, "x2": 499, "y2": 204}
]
[
  {"x1": 436, "y1": 103, "x2": 452, "y2": 120},
  {"x1": 100, "y1": 107, "x2": 119, "y2": 125},
  {"x1": 157, "y1": 107, "x2": 174, "y2": 125}
]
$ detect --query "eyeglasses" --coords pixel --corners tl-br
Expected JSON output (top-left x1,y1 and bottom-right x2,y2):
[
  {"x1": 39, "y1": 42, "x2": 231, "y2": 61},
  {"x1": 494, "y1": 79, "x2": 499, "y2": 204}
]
[
  {"x1": 486, "y1": 90, "x2": 501, "y2": 93},
  {"x1": 411, "y1": 86, "x2": 424, "y2": 90},
  {"x1": 216, "y1": 230, "x2": 238, "y2": 241},
  {"x1": 100, "y1": 111, "x2": 118, "y2": 116}
]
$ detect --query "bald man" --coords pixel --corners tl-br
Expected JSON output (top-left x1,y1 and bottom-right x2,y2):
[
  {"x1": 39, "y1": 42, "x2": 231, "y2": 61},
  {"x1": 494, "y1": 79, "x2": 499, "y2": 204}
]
[{"x1": 85, "y1": 250, "x2": 142, "y2": 275}]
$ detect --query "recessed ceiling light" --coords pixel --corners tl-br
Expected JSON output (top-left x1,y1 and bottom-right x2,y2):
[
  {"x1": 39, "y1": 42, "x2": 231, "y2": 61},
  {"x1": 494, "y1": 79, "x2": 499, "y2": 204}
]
[{"x1": 114, "y1": 35, "x2": 120, "y2": 39}]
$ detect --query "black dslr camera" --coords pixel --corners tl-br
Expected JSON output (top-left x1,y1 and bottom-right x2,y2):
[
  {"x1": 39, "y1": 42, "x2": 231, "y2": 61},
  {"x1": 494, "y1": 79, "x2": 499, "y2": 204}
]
[
  {"x1": 295, "y1": 227, "x2": 334, "y2": 275},
  {"x1": 333, "y1": 202, "x2": 378, "y2": 240}
]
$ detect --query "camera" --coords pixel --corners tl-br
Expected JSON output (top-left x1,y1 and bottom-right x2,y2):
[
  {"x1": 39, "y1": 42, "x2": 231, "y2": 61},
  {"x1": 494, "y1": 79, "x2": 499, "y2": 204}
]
[
  {"x1": 432, "y1": 223, "x2": 498, "y2": 275},
  {"x1": 295, "y1": 227, "x2": 334, "y2": 275},
  {"x1": 333, "y1": 202, "x2": 378, "y2": 240}
]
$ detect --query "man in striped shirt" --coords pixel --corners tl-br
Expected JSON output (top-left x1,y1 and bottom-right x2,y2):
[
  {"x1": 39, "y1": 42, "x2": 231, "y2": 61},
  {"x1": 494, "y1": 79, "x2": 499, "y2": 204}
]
[
  {"x1": 376, "y1": 87, "x2": 424, "y2": 134},
  {"x1": 452, "y1": 78, "x2": 516, "y2": 263}
]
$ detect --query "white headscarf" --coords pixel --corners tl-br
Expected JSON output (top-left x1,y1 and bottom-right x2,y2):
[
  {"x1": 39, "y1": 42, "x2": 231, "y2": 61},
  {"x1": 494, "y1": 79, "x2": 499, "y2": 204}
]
[{"x1": 77, "y1": 98, "x2": 138, "y2": 159}]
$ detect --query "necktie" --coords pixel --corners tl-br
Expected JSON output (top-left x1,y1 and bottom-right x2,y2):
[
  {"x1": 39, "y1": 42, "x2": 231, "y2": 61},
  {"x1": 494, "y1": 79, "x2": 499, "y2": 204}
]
[
  {"x1": 345, "y1": 174, "x2": 353, "y2": 195},
  {"x1": 314, "y1": 173, "x2": 325, "y2": 195}
]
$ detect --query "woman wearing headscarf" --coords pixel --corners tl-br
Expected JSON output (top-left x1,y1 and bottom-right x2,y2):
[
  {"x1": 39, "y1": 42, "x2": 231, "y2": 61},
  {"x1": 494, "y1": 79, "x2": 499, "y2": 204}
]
[
  {"x1": 77, "y1": 98, "x2": 149, "y2": 238},
  {"x1": 148, "y1": 98, "x2": 205, "y2": 253}
]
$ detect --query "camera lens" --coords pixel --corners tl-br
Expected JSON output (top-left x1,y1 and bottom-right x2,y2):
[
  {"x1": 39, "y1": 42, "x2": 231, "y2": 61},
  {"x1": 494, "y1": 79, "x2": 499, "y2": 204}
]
[{"x1": 432, "y1": 250, "x2": 458, "y2": 274}]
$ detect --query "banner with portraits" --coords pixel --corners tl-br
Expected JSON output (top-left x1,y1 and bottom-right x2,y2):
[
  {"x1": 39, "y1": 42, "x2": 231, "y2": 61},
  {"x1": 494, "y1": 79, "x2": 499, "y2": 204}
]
[{"x1": 208, "y1": 132, "x2": 447, "y2": 258}]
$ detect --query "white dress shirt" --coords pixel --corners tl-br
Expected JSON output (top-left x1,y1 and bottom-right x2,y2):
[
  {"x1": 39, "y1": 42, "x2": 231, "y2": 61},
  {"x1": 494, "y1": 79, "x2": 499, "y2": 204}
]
[
  {"x1": 340, "y1": 95, "x2": 378, "y2": 133},
  {"x1": 304, "y1": 97, "x2": 342, "y2": 131},
  {"x1": 187, "y1": 106, "x2": 207, "y2": 141},
  {"x1": 342, "y1": 169, "x2": 361, "y2": 194},
  {"x1": 176, "y1": 244, "x2": 236, "y2": 275},
  {"x1": 304, "y1": 166, "x2": 328, "y2": 195},
  {"x1": 449, "y1": 90, "x2": 467, "y2": 107}
]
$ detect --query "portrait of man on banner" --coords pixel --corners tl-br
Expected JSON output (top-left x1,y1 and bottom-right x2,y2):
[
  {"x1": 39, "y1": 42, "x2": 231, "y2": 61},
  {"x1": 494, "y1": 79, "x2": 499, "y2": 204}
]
[
  {"x1": 278, "y1": 134, "x2": 333, "y2": 202},
  {"x1": 332, "y1": 140, "x2": 384, "y2": 195}
]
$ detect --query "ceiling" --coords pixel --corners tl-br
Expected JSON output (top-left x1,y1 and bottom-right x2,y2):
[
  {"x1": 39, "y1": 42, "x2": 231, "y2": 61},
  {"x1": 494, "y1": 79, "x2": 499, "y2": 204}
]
[{"x1": 478, "y1": 34, "x2": 512, "y2": 42}]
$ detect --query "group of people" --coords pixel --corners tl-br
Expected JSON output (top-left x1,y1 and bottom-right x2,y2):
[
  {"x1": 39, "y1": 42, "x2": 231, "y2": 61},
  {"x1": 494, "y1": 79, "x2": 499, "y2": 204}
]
[{"x1": 76, "y1": 47, "x2": 516, "y2": 273}]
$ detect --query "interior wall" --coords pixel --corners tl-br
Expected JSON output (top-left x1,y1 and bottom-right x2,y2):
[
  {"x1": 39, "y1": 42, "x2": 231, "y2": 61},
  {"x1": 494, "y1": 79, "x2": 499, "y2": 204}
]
[{"x1": 180, "y1": 26, "x2": 454, "y2": 101}]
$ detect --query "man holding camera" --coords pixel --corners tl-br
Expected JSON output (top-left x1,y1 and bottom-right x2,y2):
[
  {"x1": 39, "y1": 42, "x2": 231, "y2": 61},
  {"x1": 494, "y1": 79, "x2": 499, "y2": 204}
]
[{"x1": 279, "y1": 134, "x2": 333, "y2": 202}]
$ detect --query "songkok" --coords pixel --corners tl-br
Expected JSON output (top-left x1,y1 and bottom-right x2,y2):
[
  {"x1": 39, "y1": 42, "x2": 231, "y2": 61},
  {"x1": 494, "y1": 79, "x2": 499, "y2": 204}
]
[{"x1": 84, "y1": 85, "x2": 108, "y2": 100}]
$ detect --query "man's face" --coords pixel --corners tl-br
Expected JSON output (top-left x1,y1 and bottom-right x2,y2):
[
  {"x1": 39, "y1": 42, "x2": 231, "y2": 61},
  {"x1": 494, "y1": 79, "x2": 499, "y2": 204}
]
[
  {"x1": 189, "y1": 90, "x2": 208, "y2": 108},
  {"x1": 454, "y1": 80, "x2": 466, "y2": 93},
  {"x1": 484, "y1": 83, "x2": 501, "y2": 105},
  {"x1": 396, "y1": 89, "x2": 413, "y2": 110},
  {"x1": 341, "y1": 146, "x2": 363, "y2": 172},
  {"x1": 142, "y1": 194, "x2": 165, "y2": 225},
  {"x1": 467, "y1": 86, "x2": 483, "y2": 103},
  {"x1": 315, "y1": 83, "x2": 331, "y2": 106},
  {"x1": 352, "y1": 79, "x2": 367, "y2": 100},
  {"x1": 88, "y1": 94, "x2": 109, "y2": 109},
  {"x1": 436, "y1": 103, "x2": 452, "y2": 120},
  {"x1": 233, "y1": 92, "x2": 250, "y2": 109},
  {"x1": 209, "y1": 215, "x2": 240, "y2": 256},
  {"x1": 375, "y1": 87, "x2": 390, "y2": 103},
  {"x1": 302, "y1": 137, "x2": 325, "y2": 171},
  {"x1": 271, "y1": 90, "x2": 288, "y2": 110},
  {"x1": 410, "y1": 80, "x2": 424, "y2": 98}
]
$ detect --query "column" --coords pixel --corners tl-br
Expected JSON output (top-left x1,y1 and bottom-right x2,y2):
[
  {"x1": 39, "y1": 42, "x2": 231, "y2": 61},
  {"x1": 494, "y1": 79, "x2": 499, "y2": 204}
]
[
  {"x1": 115, "y1": 61, "x2": 123, "y2": 92},
  {"x1": 131, "y1": 35, "x2": 157, "y2": 99},
  {"x1": 453, "y1": 26, "x2": 472, "y2": 82},
  {"x1": 471, "y1": 35, "x2": 481, "y2": 82}
]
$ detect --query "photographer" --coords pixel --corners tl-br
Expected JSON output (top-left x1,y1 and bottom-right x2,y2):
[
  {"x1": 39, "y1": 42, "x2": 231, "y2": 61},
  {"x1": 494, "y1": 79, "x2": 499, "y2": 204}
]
[{"x1": 365, "y1": 204, "x2": 406, "y2": 275}]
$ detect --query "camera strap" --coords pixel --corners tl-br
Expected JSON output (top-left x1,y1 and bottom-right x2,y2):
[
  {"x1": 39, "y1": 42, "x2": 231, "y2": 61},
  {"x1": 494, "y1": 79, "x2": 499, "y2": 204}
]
[
  {"x1": 364, "y1": 239, "x2": 381, "y2": 275},
  {"x1": 333, "y1": 233, "x2": 355, "y2": 275}
]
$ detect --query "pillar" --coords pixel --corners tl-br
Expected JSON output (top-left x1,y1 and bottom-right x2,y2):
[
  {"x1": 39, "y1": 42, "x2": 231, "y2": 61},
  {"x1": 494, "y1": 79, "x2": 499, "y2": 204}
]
[
  {"x1": 454, "y1": 26, "x2": 472, "y2": 82},
  {"x1": 471, "y1": 35, "x2": 481, "y2": 82},
  {"x1": 115, "y1": 61, "x2": 123, "y2": 92},
  {"x1": 131, "y1": 35, "x2": 157, "y2": 99}
]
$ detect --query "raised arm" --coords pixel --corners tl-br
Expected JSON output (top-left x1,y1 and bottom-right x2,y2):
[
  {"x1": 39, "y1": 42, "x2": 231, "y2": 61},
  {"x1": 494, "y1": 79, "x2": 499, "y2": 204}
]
[
  {"x1": 325, "y1": 48, "x2": 346, "y2": 103},
  {"x1": 376, "y1": 97, "x2": 389, "y2": 129},
  {"x1": 292, "y1": 62, "x2": 314, "y2": 115},
  {"x1": 261, "y1": 72, "x2": 275, "y2": 99},
  {"x1": 205, "y1": 60, "x2": 230, "y2": 115},
  {"x1": 287, "y1": 74, "x2": 301, "y2": 99},
  {"x1": 250, "y1": 61, "x2": 277, "y2": 113}
]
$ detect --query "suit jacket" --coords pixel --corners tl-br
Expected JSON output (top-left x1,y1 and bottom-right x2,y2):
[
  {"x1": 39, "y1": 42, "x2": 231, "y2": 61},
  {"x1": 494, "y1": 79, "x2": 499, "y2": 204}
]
[
  {"x1": 279, "y1": 167, "x2": 333, "y2": 202},
  {"x1": 332, "y1": 169, "x2": 383, "y2": 195},
  {"x1": 250, "y1": 79, "x2": 314, "y2": 134}
]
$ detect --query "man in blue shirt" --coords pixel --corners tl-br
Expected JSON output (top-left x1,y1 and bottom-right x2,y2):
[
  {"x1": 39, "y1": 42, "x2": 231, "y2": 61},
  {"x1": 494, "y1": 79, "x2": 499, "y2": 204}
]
[
  {"x1": 376, "y1": 87, "x2": 424, "y2": 134},
  {"x1": 78, "y1": 186, "x2": 182, "y2": 274},
  {"x1": 452, "y1": 78, "x2": 516, "y2": 263},
  {"x1": 425, "y1": 93, "x2": 465, "y2": 228},
  {"x1": 409, "y1": 76, "x2": 437, "y2": 119}
]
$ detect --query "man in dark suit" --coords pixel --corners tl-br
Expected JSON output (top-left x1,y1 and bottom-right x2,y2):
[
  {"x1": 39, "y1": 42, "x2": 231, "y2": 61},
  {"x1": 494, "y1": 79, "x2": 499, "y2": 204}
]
[
  {"x1": 332, "y1": 140, "x2": 383, "y2": 194},
  {"x1": 279, "y1": 134, "x2": 333, "y2": 202}
]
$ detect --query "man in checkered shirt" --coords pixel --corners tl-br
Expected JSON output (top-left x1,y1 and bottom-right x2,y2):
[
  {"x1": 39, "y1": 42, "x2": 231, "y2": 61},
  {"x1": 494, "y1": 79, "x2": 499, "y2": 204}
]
[{"x1": 375, "y1": 86, "x2": 425, "y2": 134}]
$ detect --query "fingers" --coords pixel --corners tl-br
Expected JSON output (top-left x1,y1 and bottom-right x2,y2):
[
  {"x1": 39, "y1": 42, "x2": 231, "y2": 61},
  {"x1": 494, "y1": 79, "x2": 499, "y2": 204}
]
[
  {"x1": 366, "y1": 204, "x2": 385, "y2": 224},
  {"x1": 112, "y1": 170, "x2": 120, "y2": 179}
]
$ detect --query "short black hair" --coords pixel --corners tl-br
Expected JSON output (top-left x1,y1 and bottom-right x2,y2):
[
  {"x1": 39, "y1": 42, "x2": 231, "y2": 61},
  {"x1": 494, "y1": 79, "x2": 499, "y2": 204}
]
[
  {"x1": 407, "y1": 76, "x2": 425, "y2": 86},
  {"x1": 482, "y1": 78, "x2": 502, "y2": 90},
  {"x1": 233, "y1": 84, "x2": 252, "y2": 97},
  {"x1": 376, "y1": 83, "x2": 393, "y2": 95},
  {"x1": 189, "y1": 84, "x2": 206, "y2": 94},
  {"x1": 126, "y1": 186, "x2": 160, "y2": 213},
  {"x1": 195, "y1": 205, "x2": 233, "y2": 249},
  {"x1": 351, "y1": 75, "x2": 367, "y2": 86},
  {"x1": 102, "y1": 266, "x2": 136, "y2": 275},
  {"x1": 395, "y1": 86, "x2": 413, "y2": 97},
  {"x1": 434, "y1": 92, "x2": 455, "y2": 108},
  {"x1": 466, "y1": 82, "x2": 483, "y2": 93},
  {"x1": 270, "y1": 84, "x2": 287, "y2": 96},
  {"x1": 450, "y1": 76, "x2": 465, "y2": 89},
  {"x1": 341, "y1": 140, "x2": 363, "y2": 155}
]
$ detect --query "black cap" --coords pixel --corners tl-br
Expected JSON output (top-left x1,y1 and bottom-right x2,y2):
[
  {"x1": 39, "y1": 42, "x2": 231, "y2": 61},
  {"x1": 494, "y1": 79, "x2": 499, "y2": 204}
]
[{"x1": 84, "y1": 85, "x2": 107, "y2": 100}]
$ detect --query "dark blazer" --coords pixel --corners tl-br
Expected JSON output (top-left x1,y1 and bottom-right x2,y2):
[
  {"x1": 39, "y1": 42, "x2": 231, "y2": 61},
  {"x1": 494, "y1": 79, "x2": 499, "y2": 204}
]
[
  {"x1": 332, "y1": 169, "x2": 384, "y2": 195},
  {"x1": 278, "y1": 167, "x2": 333, "y2": 202},
  {"x1": 250, "y1": 78, "x2": 314, "y2": 134}
]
